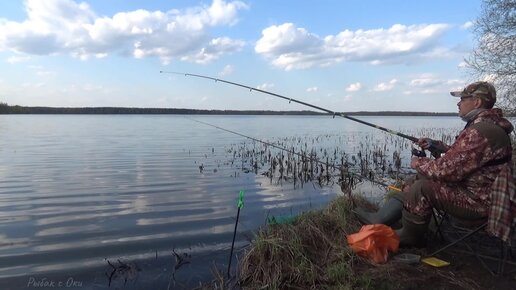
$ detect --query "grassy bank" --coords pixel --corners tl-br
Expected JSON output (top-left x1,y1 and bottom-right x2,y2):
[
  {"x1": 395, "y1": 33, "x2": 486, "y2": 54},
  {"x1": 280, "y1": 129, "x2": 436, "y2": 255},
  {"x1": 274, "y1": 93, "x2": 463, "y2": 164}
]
[
  {"x1": 237, "y1": 195, "x2": 396, "y2": 290},
  {"x1": 196, "y1": 192, "x2": 515, "y2": 290}
]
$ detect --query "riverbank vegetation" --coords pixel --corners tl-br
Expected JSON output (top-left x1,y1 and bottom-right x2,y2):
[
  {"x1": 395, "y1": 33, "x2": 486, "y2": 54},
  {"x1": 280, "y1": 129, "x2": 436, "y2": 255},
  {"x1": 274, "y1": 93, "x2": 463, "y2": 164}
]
[
  {"x1": 237, "y1": 195, "x2": 389, "y2": 289},
  {"x1": 196, "y1": 193, "x2": 515, "y2": 290},
  {"x1": 194, "y1": 148, "x2": 516, "y2": 290}
]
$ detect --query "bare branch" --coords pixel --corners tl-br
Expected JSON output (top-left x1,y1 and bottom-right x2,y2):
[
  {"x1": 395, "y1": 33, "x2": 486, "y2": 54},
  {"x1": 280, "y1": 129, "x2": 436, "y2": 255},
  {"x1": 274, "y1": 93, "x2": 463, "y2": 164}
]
[{"x1": 466, "y1": 0, "x2": 516, "y2": 113}]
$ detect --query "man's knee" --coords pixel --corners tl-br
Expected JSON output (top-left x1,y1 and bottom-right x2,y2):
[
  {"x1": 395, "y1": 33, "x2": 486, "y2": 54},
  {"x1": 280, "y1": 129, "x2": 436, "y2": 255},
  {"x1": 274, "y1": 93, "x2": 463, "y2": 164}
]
[
  {"x1": 406, "y1": 180, "x2": 486, "y2": 220},
  {"x1": 405, "y1": 179, "x2": 435, "y2": 205}
]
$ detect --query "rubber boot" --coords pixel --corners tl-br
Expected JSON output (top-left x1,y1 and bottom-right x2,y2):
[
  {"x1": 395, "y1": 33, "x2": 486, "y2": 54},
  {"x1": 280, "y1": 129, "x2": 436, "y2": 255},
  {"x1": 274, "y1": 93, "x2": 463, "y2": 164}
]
[
  {"x1": 396, "y1": 210, "x2": 430, "y2": 248},
  {"x1": 354, "y1": 197, "x2": 403, "y2": 225}
]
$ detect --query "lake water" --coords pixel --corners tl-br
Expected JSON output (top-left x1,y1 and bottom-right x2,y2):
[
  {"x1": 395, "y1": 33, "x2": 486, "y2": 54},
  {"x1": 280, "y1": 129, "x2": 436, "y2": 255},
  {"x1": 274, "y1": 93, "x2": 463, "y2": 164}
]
[{"x1": 0, "y1": 115, "x2": 464, "y2": 289}]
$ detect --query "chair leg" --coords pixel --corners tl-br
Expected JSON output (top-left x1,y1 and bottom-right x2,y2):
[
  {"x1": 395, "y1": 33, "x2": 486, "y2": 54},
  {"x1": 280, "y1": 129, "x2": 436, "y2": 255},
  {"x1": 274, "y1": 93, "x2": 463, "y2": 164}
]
[
  {"x1": 431, "y1": 209, "x2": 445, "y2": 241},
  {"x1": 463, "y1": 239, "x2": 496, "y2": 276},
  {"x1": 431, "y1": 224, "x2": 510, "y2": 276},
  {"x1": 428, "y1": 222, "x2": 486, "y2": 257}
]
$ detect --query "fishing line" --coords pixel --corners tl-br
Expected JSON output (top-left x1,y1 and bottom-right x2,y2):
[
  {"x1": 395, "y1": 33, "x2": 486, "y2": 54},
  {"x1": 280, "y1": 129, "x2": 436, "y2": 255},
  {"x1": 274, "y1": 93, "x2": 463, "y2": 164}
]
[{"x1": 186, "y1": 116, "x2": 394, "y2": 189}]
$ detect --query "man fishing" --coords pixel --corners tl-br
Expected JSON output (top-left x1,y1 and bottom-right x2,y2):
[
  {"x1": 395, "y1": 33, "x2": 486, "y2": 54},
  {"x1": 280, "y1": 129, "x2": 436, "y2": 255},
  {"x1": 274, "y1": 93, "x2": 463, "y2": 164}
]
[
  {"x1": 166, "y1": 72, "x2": 514, "y2": 246},
  {"x1": 356, "y1": 81, "x2": 514, "y2": 247}
]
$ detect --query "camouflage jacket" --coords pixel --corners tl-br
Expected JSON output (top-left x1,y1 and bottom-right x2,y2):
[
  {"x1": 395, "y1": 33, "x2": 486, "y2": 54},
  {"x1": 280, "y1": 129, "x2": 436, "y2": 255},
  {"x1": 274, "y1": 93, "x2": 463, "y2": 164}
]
[{"x1": 412, "y1": 109, "x2": 514, "y2": 241}]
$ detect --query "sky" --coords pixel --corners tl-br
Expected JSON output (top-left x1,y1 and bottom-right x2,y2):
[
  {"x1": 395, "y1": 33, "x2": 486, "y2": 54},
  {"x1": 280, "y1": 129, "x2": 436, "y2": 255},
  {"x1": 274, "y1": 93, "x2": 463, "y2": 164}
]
[{"x1": 0, "y1": 0, "x2": 485, "y2": 112}]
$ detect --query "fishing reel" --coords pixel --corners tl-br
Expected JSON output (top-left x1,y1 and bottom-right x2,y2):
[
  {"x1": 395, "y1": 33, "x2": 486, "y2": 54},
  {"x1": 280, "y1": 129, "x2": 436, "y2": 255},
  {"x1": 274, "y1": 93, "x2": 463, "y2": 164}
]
[
  {"x1": 411, "y1": 147, "x2": 427, "y2": 157},
  {"x1": 411, "y1": 139, "x2": 446, "y2": 159}
]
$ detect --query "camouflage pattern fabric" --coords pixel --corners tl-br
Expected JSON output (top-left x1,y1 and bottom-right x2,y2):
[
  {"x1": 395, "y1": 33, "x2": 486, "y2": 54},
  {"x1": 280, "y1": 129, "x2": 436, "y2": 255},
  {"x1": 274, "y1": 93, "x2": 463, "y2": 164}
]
[
  {"x1": 403, "y1": 176, "x2": 487, "y2": 220},
  {"x1": 407, "y1": 109, "x2": 514, "y2": 241}
]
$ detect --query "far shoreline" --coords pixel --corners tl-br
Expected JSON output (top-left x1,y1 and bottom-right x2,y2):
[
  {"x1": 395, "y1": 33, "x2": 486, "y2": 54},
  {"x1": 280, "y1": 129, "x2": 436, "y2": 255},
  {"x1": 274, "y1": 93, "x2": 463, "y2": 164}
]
[{"x1": 0, "y1": 104, "x2": 463, "y2": 116}]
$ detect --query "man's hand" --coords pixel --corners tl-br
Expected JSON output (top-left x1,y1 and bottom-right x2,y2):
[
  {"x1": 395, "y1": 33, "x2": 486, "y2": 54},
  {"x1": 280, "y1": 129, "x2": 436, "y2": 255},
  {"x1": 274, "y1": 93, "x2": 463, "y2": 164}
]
[
  {"x1": 416, "y1": 138, "x2": 447, "y2": 156},
  {"x1": 416, "y1": 138, "x2": 433, "y2": 150}
]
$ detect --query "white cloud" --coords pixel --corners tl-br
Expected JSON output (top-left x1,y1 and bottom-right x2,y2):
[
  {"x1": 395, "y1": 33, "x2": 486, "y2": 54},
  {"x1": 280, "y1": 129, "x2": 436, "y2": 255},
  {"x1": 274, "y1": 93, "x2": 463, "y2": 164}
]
[
  {"x1": 461, "y1": 21, "x2": 473, "y2": 30},
  {"x1": 306, "y1": 86, "x2": 318, "y2": 92},
  {"x1": 255, "y1": 23, "x2": 450, "y2": 70},
  {"x1": 373, "y1": 79, "x2": 398, "y2": 92},
  {"x1": 219, "y1": 64, "x2": 234, "y2": 76},
  {"x1": 408, "y1": 75, "x2": 441, "y2": 94},
  {"x1": 256, "y1": 83, "x2": 274, "y2": 90},
  {"x1": 458, "y1": 61, "x2": 469, "y2": 69},
  {"x1": 178, "y1": 37, "x2": 245, "y2": 64},
  {"x1": 0, "y1": 0, "x2": 248, "y2": 64},
  {"x1": 255, "y1": 23, "x2": 322, "y2": 56},
  {"x1": 446, "y1": 79, "x2": 465, "y2": 86},
  {"x1": 409, "y1": 75, "x2": 440, "y2": 87},
  {"x1": 404, "y1": 75, "x2": 466, "y2": 95},
  {"x1": 345, "y1": 82, "x2": 362, "y2": 92}
]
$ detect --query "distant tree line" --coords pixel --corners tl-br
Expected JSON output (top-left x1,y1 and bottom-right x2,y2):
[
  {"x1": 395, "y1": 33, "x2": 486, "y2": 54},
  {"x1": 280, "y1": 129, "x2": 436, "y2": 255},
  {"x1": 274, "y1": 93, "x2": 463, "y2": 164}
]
[
  {"x1": 0, "y1": 102, "x2": 9, "y2": 114},
  {"x1": 0, "y1": 102, "x2": 462, "y2": 116}
]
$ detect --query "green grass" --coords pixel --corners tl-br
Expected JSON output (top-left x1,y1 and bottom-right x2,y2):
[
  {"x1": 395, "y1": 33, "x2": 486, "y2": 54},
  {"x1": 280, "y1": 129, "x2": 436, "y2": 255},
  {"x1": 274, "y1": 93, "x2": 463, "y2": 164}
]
[{"x1": 238, "y1": 195, "x2": 399, "y2": 290}]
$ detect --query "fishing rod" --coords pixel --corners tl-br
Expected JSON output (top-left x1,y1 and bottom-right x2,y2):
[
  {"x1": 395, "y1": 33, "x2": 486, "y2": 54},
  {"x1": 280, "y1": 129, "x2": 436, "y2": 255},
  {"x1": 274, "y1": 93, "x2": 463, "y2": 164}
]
[
  {"x1": 161, "y1": 71, "x2": 422, "y2": 143},
  {"x1": 161, "y1": 71, "x2": 444, "y2": 157},
  {"x1": 186, "y1": 116, "x2": 401, "y2": 191}
]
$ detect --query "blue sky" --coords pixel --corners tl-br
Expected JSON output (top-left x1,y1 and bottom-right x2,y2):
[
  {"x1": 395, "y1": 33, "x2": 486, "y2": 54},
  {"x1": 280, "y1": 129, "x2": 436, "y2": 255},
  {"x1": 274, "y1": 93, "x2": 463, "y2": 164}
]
[{"x1": 0, "y1": 0, "x2": 483, "y2": 112}]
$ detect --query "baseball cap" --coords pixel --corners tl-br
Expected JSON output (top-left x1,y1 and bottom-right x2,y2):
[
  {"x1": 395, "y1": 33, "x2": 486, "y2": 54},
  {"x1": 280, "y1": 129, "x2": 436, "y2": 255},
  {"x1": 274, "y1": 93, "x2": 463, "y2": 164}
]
[{"x1": 450, "y1": 81, "x2": 496, "y2": 103}]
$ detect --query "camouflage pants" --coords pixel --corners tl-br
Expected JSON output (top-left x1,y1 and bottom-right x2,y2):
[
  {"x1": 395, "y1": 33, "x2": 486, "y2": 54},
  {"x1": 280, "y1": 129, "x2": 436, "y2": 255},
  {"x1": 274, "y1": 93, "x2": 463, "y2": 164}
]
[{"x1": 402, "y1": 175, "x2": 488, "y2": 220}]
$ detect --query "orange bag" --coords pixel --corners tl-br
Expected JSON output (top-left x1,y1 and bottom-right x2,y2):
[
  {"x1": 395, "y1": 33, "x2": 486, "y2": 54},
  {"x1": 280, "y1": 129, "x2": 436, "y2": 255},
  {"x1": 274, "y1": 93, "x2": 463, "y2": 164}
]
[{"x1": 346, "y1": 224, "x2": 400, "y2": 263}]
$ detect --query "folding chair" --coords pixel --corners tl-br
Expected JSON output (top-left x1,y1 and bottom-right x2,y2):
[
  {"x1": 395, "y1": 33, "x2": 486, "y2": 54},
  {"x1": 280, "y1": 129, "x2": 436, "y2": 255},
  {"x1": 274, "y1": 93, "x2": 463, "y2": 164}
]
[{"x1": 426, "y1": 210, "x2": 515, "y2": 276}]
